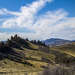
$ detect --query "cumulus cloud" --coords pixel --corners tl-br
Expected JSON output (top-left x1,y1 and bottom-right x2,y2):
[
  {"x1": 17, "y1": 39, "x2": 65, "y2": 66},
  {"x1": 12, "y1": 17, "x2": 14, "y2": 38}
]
[
  {"x1": 0, "y1": 0, "x2": 75, "y2": 40},
  {"x1": 0, "y1": 8, "x2": 20, "y2": 16},
  {"x1": 1, "y1": 0, "x2": 52, "y2": 28}
]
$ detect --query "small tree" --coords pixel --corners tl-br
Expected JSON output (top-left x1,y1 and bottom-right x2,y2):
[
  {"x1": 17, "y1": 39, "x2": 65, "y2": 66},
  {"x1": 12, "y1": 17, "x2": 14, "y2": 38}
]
[
  {"x1": 14, "y1": 34, "x2": 18, "y2": 40},
  {"x1": 11, "y1": 36, "x2": 14, "y2": 40},
  {"x1": 26, "y1": 38, "x2": 29, "y2": 41}
]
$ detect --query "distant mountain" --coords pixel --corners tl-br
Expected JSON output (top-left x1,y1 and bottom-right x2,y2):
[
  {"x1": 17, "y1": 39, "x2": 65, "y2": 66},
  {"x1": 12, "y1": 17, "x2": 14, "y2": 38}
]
[
  {"x1": 44, "y1": 38, "x2": 72, "y2": 46},
  {"x1": 72, "y1": 40, "x2": 75, "y2": 42}
]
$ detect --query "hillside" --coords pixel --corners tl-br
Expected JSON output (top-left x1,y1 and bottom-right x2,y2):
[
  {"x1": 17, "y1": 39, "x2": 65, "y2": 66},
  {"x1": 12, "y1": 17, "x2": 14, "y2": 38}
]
[
  {"x1": 0, "y1": 35, "x2": 55, "y2": 72},
  {"x1": 51, "y1": 42, "x2": 75, "y2": 64},
  {"x1": 0, "y1": 35, "x2": 75, "y2": 74},
  {"x1": 51, "y1": 42, "x2": 75, "y2": 56}
]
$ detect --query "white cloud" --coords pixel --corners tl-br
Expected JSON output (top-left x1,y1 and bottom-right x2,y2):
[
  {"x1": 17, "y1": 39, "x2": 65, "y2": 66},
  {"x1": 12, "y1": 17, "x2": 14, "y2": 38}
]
[
  {"x1": 1, "y1": 0, "x2": 52, "y2": 28},
  {"x1": 0, "y1": 32, "x2": 11, "y2": 41},
  {"x1": 0, "y1": 0, "x2": 75, "y2": 40},
  {"x1": 0, "y1": 8, "x2": 20, "y2": 16}
]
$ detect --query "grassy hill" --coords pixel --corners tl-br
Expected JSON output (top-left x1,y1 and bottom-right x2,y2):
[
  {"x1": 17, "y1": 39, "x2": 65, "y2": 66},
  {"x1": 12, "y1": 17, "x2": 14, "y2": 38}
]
[
  {"x1": 50, "y1": 42, "x2": 75, "y2": 64},
  {"x1": 0, "y1": 35, "x2": 75, "y2": 73},
  {"x1": 51, "y1": 42, "x2": 75, "y2": 57},
  {"x1": 0, "y1": 35, "x2": 55, "y2": 72}
]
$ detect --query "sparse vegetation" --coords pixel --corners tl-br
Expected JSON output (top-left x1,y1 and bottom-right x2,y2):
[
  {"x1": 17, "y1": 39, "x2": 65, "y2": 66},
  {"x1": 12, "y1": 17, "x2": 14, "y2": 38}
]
[{"x1": 0, "y1": 35, "x2": 75, "y2": 75}]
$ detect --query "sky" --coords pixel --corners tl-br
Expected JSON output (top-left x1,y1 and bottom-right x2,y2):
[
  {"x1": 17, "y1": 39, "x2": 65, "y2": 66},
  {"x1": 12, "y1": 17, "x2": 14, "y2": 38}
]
[{"x1": 0, "y1": 0, "x2": 75, "y2": 41}]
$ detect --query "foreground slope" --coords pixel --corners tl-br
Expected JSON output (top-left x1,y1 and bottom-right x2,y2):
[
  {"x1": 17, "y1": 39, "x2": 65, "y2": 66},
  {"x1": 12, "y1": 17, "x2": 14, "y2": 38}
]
[
  {"x1": 0, "y1": 35, "x2": 55, "y2": 72},
  {"x1": 0, "y1": 35, "x2": 75, "y2": 73}
]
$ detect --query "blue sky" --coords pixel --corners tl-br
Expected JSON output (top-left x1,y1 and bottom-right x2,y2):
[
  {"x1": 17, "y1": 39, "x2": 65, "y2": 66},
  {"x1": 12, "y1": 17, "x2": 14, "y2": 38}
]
[
  {"x1": 0, "y1": 0, "x2": 75, "y2": 17},
  {"x1": 0, "y1": 0, "x2": 75, "y2": 40}
]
